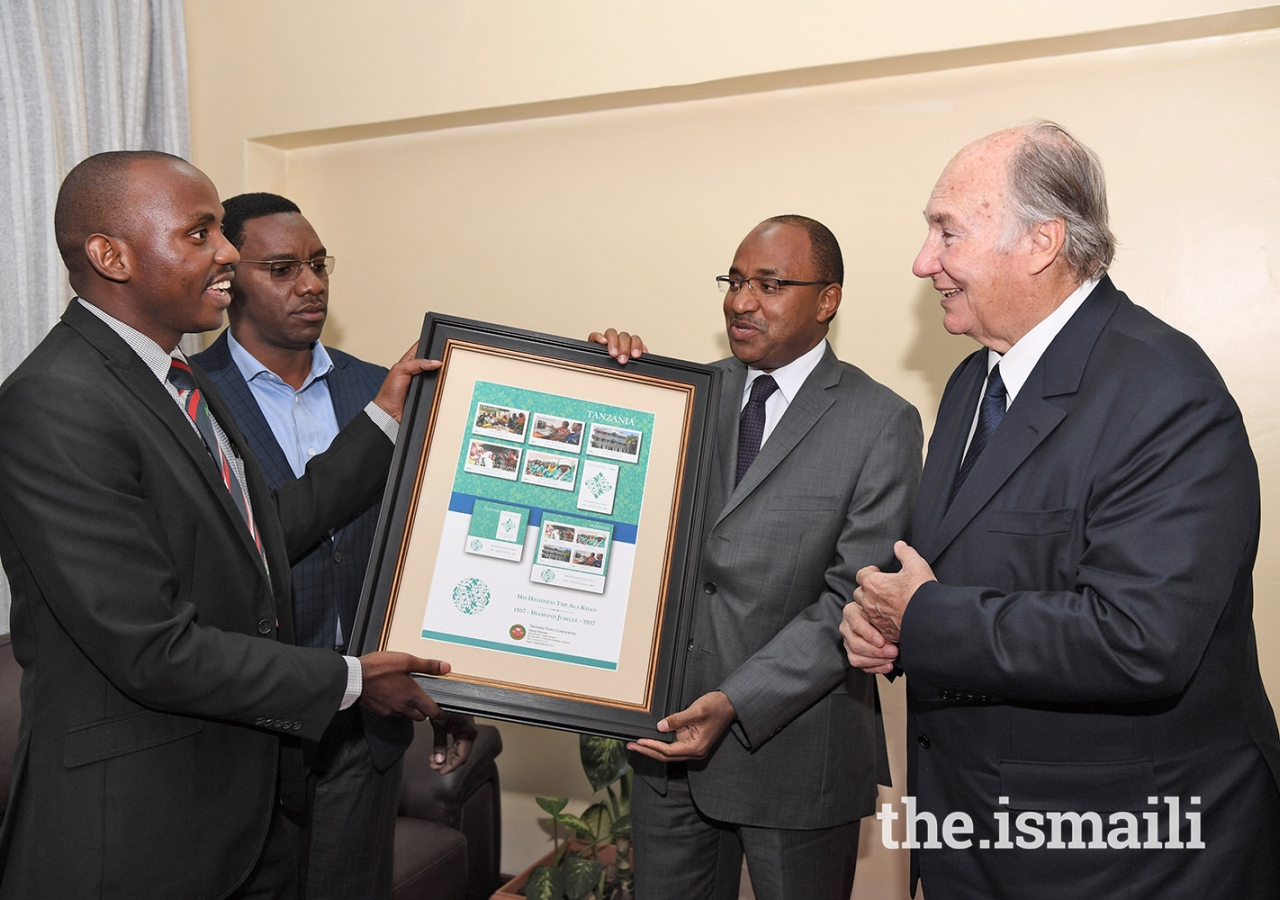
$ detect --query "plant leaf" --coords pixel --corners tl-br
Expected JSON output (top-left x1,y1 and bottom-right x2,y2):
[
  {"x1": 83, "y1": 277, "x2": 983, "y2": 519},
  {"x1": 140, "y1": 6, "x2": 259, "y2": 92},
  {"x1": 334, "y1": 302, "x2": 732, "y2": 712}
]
[
  {"x1": 580, "y1": 735, "x2": 631, "y2": 792},
  {"x1": 563, "y1": 853, "x2": 605, "y2": 900},
  {"x1": 559, "y1": 813, "x2": 596, "y2": 841},
  {"x1": 536, "y1": 796, "x2": 569, "y2": 817},
  {"x1": 610, "y1": 812, "x2": 632, "y2": 836},
  {"x1": 525, "y1": 865, "x2": 566, "y2": 900},
  {"x1": 580, "y1": 801, "x2": 614, "y2": 843}
]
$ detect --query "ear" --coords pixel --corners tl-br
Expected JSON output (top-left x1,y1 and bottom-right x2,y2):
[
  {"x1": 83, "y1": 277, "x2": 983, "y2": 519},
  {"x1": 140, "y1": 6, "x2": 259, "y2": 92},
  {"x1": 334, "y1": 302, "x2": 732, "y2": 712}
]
[
  {"x1": 1027, "y1": 218, "x2": 1066, "y2": 276},
  {"x1": 84, "y1": 234, "x2": 131, "y2": 284},
  {"x1": 816, "y1": 283, "x2": 842, "y2": 324}
]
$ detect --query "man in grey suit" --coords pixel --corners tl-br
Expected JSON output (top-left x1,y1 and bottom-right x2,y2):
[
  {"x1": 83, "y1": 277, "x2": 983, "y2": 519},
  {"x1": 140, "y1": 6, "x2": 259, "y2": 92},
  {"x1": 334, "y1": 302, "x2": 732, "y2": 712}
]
[
  {"x1": 844, "y1": 122, "x2": 1280, "y2": 897},
  {"x1": 594, "y1": 215, "x2": 922, "y2": 900}
]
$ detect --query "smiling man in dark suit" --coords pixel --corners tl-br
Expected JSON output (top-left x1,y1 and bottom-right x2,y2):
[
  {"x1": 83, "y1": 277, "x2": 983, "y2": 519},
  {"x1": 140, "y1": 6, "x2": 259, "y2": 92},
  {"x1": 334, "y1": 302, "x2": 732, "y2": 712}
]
[
  {"x1": 843, "y1": 121, "x2": 1280, "y2": 898},
  {"x1": 594, "y1": 215, "x2": 922, "y2": 900},
  {"x1": 0, "y1": 151, "x2": 467, "y2": 899},
  {"x1": 192, "y1": 193, "x2": 434, "y2": 900}
]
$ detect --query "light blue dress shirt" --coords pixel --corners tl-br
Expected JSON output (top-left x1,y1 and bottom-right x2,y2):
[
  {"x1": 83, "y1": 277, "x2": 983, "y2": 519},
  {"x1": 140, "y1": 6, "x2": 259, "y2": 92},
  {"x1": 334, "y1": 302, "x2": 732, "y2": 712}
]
[{"x1": 226, "y1": 331, "x2": 341, "y2": 478}]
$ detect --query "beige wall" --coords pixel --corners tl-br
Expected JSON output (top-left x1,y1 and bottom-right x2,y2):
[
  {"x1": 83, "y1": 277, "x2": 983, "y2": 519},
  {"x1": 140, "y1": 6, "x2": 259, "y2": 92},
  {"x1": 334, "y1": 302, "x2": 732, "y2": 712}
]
[{"x1": 186, "y1": 3, "x2": 1280, "y2": 893}]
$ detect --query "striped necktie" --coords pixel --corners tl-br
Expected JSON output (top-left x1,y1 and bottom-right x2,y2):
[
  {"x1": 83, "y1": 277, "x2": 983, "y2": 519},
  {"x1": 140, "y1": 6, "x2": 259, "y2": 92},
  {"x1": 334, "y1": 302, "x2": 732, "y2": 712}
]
[{"x1": 168, "y1": 358, "x2": 264, "y2": 560}]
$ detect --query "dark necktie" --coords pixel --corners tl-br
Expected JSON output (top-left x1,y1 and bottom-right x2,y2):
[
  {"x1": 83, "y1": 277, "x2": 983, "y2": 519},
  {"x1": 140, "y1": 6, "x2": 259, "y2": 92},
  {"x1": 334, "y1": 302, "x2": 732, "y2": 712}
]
[
  {"x1": 736, "y1": 374, "x2": 779, "y2": 486},
  {"x1": 168, "y1": 358, "x2": 264, "y2": 558},
  {"x1": 950, "y1": 363, "x2": 1006, "y2": 503}
]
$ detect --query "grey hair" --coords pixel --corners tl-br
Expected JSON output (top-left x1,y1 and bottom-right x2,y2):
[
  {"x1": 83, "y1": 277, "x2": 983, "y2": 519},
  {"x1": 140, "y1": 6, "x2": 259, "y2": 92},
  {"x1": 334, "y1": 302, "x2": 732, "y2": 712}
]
[{"x1": 999, "y1": 120, "x2": 1116, "y2": 281}]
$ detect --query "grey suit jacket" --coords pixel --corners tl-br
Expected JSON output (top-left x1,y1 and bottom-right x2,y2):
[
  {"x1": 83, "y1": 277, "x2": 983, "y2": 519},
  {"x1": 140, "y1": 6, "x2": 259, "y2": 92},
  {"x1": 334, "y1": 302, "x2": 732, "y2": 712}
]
[
  {"x1": 667, "y1": 344, "x2": 922, "y2": 829},
  {"x1": 0, "y1": 301, "x2": 394, "y2": 899},
  {"x1": 901, "y1": 278, "x2": 1280, "y2": 897}
]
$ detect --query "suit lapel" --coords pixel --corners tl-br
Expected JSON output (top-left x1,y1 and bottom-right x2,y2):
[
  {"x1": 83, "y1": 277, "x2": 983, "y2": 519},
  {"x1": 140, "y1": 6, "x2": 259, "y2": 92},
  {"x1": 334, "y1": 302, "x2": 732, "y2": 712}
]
[
  {"x1": 917, "y1": 278, "x2": 1123, "y2": 562},
  {"x1": 713, "y1": 346, "x2": 839, "y2": 526},
  {"x1": 325, "y1": 353, "x2": 364, "y2": 424},
  {"x1": 62, "y1": 304, "x2": 274, "y2": 585}
]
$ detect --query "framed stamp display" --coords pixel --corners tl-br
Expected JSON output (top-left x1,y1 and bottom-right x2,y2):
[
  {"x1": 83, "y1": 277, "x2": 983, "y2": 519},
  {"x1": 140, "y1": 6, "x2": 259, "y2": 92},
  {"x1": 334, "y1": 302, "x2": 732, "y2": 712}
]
[{"x1": 350, "y1": 314, "x2": 720, "y2": 740}]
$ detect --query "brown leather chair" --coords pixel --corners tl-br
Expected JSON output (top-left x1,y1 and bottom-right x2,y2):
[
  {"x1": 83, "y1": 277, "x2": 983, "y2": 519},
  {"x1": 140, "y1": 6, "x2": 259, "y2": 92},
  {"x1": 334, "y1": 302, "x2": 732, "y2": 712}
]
[
  {"x1": 394, "y1": 715, "x2": 503, "y2": 900},
  {"x1": 0, "y1": 634, "x2": 502, "y2": 900}
]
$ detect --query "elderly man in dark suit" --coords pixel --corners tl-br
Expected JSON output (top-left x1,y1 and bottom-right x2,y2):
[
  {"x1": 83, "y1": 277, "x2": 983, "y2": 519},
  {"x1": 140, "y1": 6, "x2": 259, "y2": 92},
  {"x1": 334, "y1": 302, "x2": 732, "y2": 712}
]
[
  {"x1": 192, "y1": 192, "x2": 427, "y2": 899},
  {"x1": 0, "y1": 151, "x2": 468, "y2": 899},
  {"x1": 844, "y1": 121, "x2": 1280, "y2": 898},
  {"x1": 594, "y1": 215, "x2": 922, "y2": 900}
]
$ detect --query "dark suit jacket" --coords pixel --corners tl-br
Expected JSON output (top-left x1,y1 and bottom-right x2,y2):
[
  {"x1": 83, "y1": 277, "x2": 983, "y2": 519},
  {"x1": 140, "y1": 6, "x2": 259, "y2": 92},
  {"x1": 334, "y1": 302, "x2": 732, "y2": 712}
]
[
  {"x1": 193, "y1": 332, "x2": 411, "y2": 769},
  {"x1": 0, "y1": 301, "x2": 394, "y2": 899},
  {"x1": 901, "y1": 278, "x2": 1280, "y2": 897},
  {"x1": 644, "y1": 345, "x2": 922, "y2": 829}
]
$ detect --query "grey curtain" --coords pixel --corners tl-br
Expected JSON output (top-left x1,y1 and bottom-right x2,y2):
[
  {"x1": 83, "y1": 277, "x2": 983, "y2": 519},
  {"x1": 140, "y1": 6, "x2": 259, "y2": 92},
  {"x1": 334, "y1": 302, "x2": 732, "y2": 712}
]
[{"x1": 0, "y1": 0, "x2": 191, "y2": 629}]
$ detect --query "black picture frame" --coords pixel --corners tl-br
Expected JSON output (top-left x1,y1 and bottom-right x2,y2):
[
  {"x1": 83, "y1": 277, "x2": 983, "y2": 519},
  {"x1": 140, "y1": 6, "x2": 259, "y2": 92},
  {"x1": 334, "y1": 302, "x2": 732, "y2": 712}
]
[{"x1": 349, "y1": 313, "x2": 720, "y2": 741}]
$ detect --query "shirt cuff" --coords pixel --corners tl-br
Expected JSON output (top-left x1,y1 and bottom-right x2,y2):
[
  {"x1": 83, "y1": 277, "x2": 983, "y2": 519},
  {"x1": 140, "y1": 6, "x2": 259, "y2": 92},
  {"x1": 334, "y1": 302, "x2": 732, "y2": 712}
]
[
  {"x1": 340, "y1": 655, "x2": 362, "y2": 710},
  {"x1": 364, "y1": 401, "x2": 399, "y2": 443}
]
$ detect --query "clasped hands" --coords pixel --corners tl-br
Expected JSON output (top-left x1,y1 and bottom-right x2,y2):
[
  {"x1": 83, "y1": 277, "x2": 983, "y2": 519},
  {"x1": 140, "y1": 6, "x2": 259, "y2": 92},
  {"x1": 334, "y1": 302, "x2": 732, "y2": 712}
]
[{"x1": 841, "y1": 541, "x2": 937, "y2": 675}]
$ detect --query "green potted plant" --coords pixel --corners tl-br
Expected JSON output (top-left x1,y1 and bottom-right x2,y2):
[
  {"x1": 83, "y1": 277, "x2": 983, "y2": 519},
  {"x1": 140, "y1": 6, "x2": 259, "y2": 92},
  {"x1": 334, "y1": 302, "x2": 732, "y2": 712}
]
[{"x1": 524, "y1": 734, "x2": 633, "y2": 900}]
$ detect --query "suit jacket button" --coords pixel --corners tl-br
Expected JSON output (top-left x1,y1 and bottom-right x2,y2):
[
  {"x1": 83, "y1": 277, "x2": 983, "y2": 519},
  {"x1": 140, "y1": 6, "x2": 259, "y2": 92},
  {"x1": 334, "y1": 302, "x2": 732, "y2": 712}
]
[
  {"x1": 333, "y1": 550, "x2": 343, "y2": 563},
  {"x1": 257, "y1": 619, "x2": 272, "y2": 635},
  {"x1": 703, "y1": 582, "x2": 717, "y2": 595},
  {"x1": 687, "y1": 640, "x2": 695, "y2": 651},
  {"x1": 918, "y1": 734, "x2": 931, "y2": 750}
]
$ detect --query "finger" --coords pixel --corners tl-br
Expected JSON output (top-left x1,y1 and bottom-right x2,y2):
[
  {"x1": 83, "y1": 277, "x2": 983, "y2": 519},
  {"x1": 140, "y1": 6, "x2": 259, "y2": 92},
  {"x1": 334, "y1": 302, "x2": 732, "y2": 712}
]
[
  {"x1": 895, "y1": 540, "x2": 923, "y2": 569},
  {"x1": 855, "y1": 564, "x2": 881, "y2": 586},
  {"x1": 853, "y1": 607, "x2": 888, "y2": 649},
  {"x1": 405, "y1": 656, "x2": 450, "y2": 677},
  {"x1": 614, "y1": 331, "x2": 633, "y2": 363},
  {"x1": 626, "y1": 739, "x2": 670, "y2": 762},
  {"x1": 587, "y1": 331, "x2": 609, "y2": 346},
  {"x1": 431, "y1": 717, "x2": 449, "y2": 766}
]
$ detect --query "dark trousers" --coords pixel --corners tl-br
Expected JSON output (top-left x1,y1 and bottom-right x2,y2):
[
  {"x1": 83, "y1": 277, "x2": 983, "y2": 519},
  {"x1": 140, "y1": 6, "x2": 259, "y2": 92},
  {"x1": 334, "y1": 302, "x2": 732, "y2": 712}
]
[
  {"x1": 230, "y1": 802, "x2": 308, "y2": 900},
  {"x1": 632, "y1": 763, "x2": 860, "y2": 900},
  {"x1": 303, "y1": 707, "x2": 404, "y2": 900}
]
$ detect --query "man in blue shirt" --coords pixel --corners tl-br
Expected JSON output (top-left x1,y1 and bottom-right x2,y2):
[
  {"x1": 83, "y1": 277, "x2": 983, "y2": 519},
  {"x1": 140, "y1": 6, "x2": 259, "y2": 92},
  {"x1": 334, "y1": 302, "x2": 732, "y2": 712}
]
[{"x1": 193, "y1": 193, "x2": 437, "y2": 899}]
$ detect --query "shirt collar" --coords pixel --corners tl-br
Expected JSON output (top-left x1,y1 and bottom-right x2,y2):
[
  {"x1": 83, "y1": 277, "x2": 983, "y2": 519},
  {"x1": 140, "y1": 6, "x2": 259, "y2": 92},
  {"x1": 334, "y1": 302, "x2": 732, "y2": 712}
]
[
  {"x1": 743, "y1": 338, "x2": 828, "y2": 404},
  {"x1": 988, "y1": 277, "x2": 1099, "y2": 403},
  {"x1": 226, "y1": 329, "x2": 333, "y2": 391},
  {"x1": 77, "y1": 297, "x2": 180, "y2": 383}
]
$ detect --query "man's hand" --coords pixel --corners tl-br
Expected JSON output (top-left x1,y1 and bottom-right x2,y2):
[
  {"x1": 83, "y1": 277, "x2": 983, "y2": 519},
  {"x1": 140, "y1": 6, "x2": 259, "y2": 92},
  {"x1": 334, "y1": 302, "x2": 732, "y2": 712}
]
[
  {"x1": 587, "y1": 328, "x2": 648, "y2": 365},
  {"x1": 626, "y1": 691, "x2": 735, "y2": 762},
  {"x1": 841, "y1": 602, "x2": 899, "y2": 674},
  {"x1": 357, "y1": 651, "x2": 450, "y2": 720},
  {"x1": 373, "y1": 343, "x2": 442, "y2": 422},
  {"x1": 851, "y1": 540, "x2": 937, "y2": 644},
  {"x1": 430, "y1": 713, "x2": 478, "y2": 774}
]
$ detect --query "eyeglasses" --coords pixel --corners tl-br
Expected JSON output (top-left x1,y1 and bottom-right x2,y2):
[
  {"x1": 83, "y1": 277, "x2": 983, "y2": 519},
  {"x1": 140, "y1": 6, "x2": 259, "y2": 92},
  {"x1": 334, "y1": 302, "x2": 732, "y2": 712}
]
[
  {"x1": 236, "y1": 256, "x2": 336, "y2": 281},
  {"x1": 716, "y1": 275, "x2": 826, "y2": 296}
]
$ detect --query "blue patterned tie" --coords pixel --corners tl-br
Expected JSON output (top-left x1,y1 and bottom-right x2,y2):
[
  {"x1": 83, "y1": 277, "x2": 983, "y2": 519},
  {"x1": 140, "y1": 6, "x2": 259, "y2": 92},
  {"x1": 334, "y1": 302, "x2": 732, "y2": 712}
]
[
  {"x1": 950, "y1": 363, "x2": 1006, "y2": 503},
  {"x1": 736, "y1": 374, "x2": 779, "y2": 486}
]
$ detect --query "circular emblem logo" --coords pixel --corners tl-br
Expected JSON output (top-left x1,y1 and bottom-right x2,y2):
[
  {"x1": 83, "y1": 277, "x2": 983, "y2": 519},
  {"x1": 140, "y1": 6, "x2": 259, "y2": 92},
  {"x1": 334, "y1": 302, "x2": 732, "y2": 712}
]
[
  {"x1": 540, "y1": 569, "x2": 556, "y2": 583},
  {"x1": 452, "y1": 577, "x2": 491, "y2": 615},
  {"x1": 469, "y1": 539, "x2": 483, "y2": 551},
  {"x1": 509, "y1": 624, "x2": 527, "y2": 641}
]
